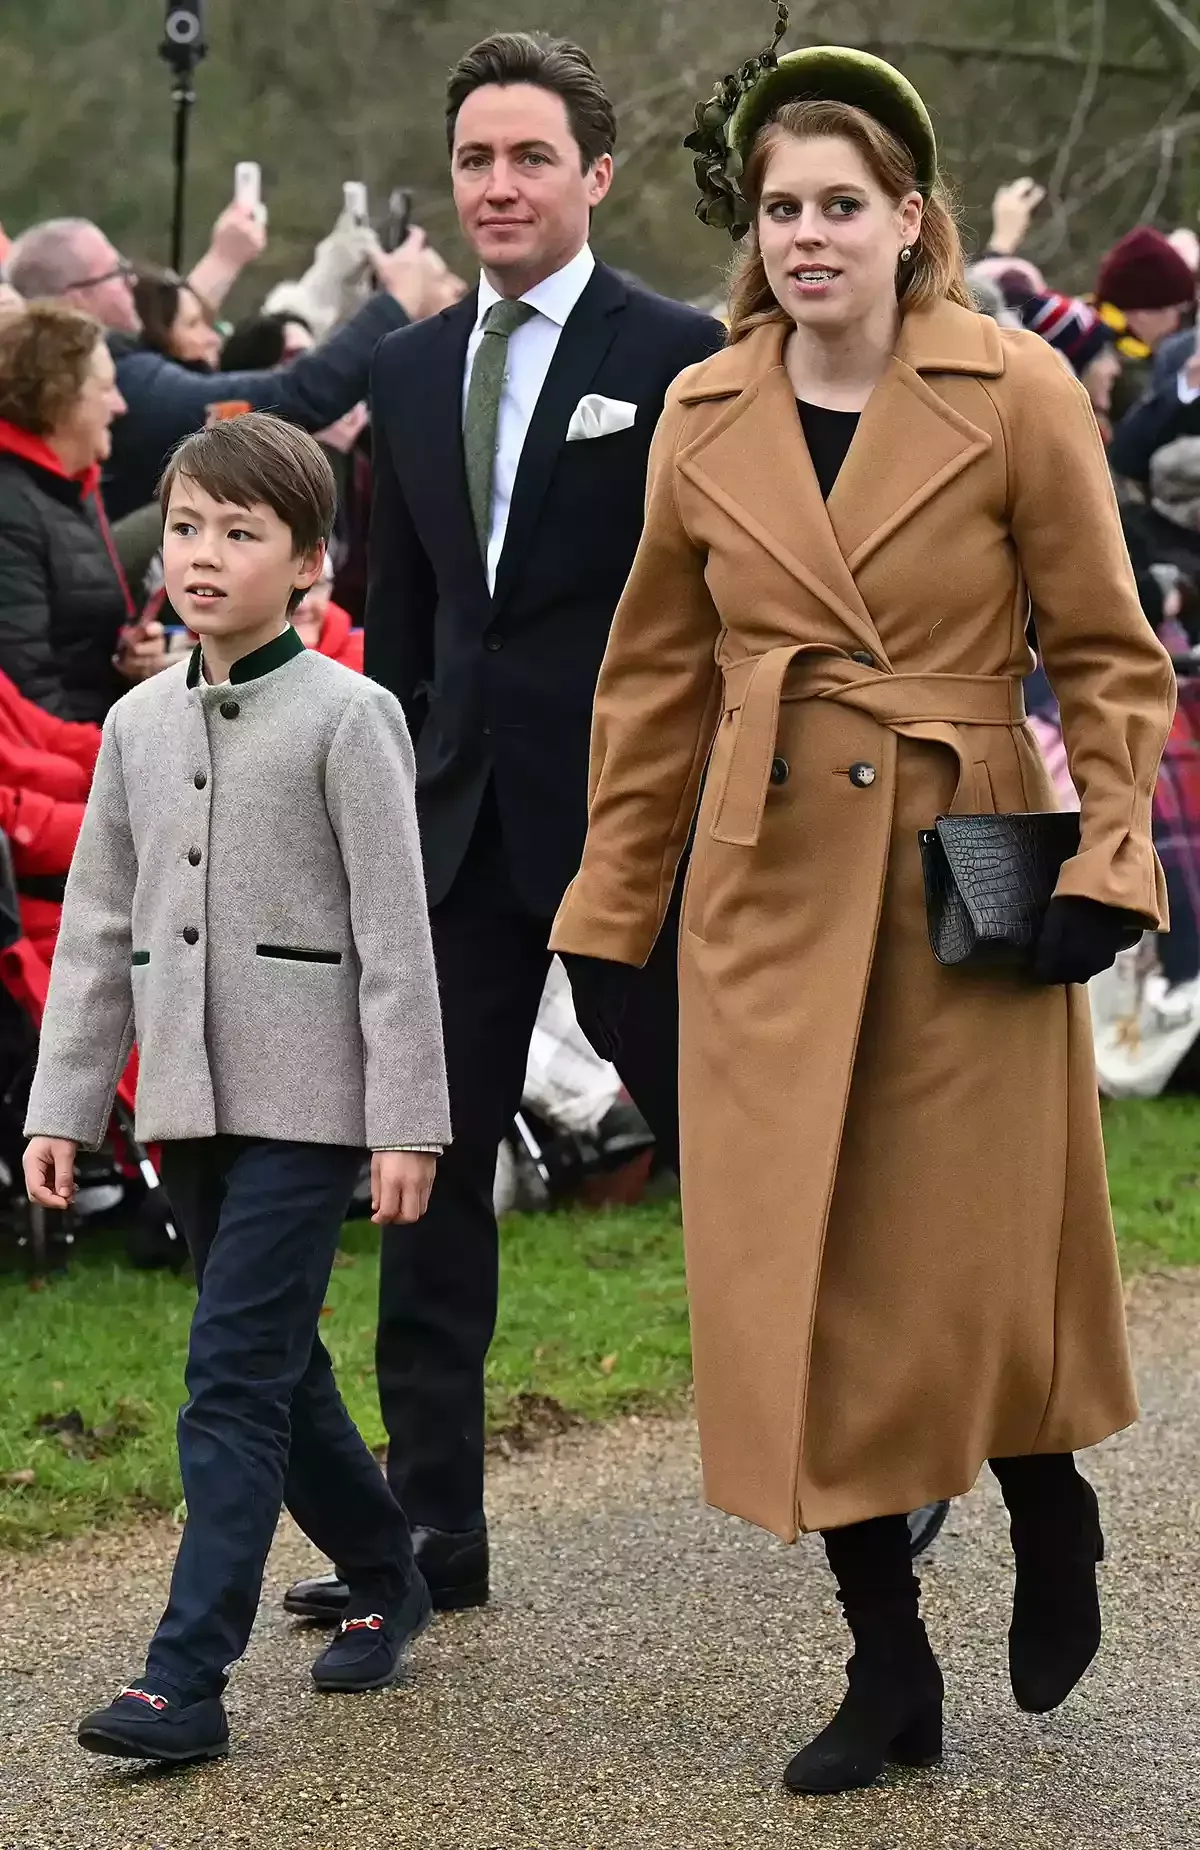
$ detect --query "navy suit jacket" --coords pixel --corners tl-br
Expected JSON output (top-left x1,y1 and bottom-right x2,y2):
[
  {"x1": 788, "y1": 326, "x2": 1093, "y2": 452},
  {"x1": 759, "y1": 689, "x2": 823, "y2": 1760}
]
[{"x1": 364, "y1": 260, "x2": 725, "y2": 914}]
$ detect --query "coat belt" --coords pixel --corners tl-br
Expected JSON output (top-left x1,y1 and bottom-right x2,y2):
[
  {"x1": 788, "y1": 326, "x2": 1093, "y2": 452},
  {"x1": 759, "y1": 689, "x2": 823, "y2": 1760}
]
[{"x1": 711, "y1": 645, "x2": 1028, "y2": 848}]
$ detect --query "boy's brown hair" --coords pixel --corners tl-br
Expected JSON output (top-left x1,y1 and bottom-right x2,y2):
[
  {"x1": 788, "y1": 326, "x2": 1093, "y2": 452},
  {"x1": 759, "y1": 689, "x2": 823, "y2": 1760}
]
[{"x1": 158, "y1": 412, "x2": 337, "y2": 556}]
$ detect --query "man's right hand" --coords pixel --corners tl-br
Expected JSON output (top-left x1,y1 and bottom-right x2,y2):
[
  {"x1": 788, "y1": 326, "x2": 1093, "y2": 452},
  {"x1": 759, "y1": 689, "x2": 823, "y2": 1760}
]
[
  {"x1": 24, "y1": 1137, "x2": 78, "y2": 1211},
  {"x1": 371, "y1": 230, "x2": 461, "y2": 321}
]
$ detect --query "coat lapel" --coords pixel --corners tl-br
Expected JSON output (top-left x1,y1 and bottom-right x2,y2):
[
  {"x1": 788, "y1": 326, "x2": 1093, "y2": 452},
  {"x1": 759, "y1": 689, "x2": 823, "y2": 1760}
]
[
  {"x1": 677, "y1": 331, "x2": 886, "y2": 663},
  {"x1": 491, "y1": 263, "x2": 628, "y2": 616},
  {"x1": 828, "y1": 304, "x2": 1000, "y2": 573},
  {"x1": 676, "y1": 302, "x2": 1004, "y2": 656},
  {"x1": 405, "y1": 293, "x2": 491, "y2": 609}
]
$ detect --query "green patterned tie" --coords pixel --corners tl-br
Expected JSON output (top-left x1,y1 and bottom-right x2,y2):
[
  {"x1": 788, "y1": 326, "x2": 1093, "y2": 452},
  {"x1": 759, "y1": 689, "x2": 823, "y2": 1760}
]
[{"x1": 464, "y1": 297, "x2": 537, "y2": 553}]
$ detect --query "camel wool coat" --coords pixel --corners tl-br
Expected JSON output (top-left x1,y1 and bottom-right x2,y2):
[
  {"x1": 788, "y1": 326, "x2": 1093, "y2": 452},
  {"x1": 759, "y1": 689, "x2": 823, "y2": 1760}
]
[{"x1": 550, "y1": 299, "x2": 1176, "y2": 1540}]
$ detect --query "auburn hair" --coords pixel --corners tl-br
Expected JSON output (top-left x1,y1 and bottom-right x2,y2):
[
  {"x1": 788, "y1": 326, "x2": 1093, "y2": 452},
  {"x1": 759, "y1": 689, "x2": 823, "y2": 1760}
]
[{"x1": 727, "y1": 99, "x2": 971, "y2": 343}]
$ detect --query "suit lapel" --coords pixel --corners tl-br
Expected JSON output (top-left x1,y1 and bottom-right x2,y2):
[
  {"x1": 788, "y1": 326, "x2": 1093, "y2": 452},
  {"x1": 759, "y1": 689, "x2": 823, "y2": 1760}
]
[
  {"x1": 491, "y1": 263, "x2": 628, "y2": 615},
  {"x1": 403, "y1": 293, "x2": 491, "y2": 609}
]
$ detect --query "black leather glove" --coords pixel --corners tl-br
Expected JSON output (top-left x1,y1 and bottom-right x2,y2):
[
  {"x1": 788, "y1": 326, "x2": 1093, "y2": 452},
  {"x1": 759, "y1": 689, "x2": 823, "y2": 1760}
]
[
  {"x1": 561, "y1": 952, "x2": 631, "y2": 1064},
  {"x1": 1033, "y1": 895, "x2": 1145, "y2": 986}
]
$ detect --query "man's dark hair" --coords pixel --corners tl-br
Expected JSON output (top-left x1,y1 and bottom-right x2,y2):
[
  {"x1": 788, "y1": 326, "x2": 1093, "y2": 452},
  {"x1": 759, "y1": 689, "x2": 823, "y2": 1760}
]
[
  {"x1": 445, "y1": 33, "x2": 617, "y2": 170},
  {"x1": 159, "y1": 413, "x2": 337, "y2": 568},
  {"x1": 220, "y1": 311, "x2": 314, "y2": 373}
]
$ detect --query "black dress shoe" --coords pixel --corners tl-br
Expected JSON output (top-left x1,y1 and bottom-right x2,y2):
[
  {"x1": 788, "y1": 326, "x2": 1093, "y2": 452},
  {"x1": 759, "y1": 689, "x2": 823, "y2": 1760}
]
[
  {"x1": 77, "y1": 1686, "x2": 229, "y2": 1763},
  {"x1": 284, "y1": 1524, "x2": 489, "y2": 1622},
  {"x1": 311, "y1": 1574, "x2": 433, "y2": 1692}
]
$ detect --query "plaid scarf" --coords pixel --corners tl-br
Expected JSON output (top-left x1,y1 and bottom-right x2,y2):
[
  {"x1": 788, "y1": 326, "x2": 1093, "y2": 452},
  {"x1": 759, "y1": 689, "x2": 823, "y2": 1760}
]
[{"x1": 1153, "y1": 677, "x2": 1200, "y2": 927}]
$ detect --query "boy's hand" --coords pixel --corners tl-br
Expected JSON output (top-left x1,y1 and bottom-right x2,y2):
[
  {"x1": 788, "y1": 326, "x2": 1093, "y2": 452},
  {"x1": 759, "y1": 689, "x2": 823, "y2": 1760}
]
[
  {"x1": 371, "y1": 1151, "x2": 436, "y2": 1226},
  {"x1": 23, "y1": 1137, "x2": 78, "y2": 1211}
]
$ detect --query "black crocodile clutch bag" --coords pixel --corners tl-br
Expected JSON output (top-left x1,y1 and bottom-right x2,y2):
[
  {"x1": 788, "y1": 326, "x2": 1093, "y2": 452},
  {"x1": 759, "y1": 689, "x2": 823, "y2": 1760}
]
[{"x1": 918, "y1": 812, "x2": 1081, "y2": 968}]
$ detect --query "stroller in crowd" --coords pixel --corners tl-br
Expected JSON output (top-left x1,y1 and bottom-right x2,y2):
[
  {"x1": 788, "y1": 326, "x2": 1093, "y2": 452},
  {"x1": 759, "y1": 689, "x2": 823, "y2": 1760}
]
[{"x1": 0, "y1": 830, "x2": 179, "y2": 1271}]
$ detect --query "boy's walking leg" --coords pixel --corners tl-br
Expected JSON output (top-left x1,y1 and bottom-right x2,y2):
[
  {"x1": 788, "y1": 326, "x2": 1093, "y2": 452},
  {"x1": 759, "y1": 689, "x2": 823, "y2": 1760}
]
[{"x1": 79, "y1": 1136, "x2": 422, "y2": 1761}]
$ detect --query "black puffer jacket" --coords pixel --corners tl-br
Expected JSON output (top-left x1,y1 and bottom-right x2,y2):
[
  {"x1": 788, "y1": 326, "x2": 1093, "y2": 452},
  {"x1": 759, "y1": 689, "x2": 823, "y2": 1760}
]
[{"x1": 0, "y1": 440, "x2": 131, "y2": 723}]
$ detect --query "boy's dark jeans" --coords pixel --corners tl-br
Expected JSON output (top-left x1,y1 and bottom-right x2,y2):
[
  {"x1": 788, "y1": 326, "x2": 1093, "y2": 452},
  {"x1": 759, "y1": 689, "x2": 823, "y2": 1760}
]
[{"x1": 145, "y1": 1136, "x2": 414, "y2": 1700}]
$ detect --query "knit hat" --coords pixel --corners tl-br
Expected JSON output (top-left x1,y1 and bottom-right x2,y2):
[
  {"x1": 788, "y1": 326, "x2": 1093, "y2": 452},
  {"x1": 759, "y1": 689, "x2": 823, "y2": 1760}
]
[
  {"x1": 1020, "y1": 292, "x2": 1115, "y2": 375},
  {"x1": 1095, "y1": 227, "x2": 1195, "y2": 313}
]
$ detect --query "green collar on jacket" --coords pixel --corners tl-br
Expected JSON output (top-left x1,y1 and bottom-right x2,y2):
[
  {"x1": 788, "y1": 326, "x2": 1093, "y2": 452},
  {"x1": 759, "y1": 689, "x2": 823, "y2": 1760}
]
[{"x1": 186, "y1": 624, "x2": 306, "y2": 689}]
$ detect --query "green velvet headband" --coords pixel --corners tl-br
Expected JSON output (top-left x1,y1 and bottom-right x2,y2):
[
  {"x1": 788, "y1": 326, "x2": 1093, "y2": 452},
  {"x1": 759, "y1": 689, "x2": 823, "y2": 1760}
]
[{"x1": 684, "y1": 3, "x2": 938, "y2": 239}]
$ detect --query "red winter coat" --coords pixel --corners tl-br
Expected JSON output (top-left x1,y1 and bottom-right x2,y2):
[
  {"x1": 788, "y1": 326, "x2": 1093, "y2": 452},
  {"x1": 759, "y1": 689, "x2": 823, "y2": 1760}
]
[
  {"x1": 313, "y1": 601, "x2": 364, "y2": 673},
  {"x1": 0, "y1": 668, "x2": 99, "y2": 958}
]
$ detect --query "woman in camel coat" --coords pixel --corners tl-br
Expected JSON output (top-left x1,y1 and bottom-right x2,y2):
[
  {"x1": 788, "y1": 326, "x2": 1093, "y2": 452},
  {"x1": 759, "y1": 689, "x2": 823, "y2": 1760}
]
[{"x1": 551, "y1": 36, "x2": 1175, "y2": 1799}]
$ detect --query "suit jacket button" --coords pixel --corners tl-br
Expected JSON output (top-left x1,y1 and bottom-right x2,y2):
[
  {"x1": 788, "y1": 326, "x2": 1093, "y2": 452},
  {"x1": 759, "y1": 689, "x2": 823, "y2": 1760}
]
[
  {"x1": 770, "y1": 756, "x2": 789, "y2": 786},
  {"x1": 220, "y1": 700, "x2": 240, "y2": 719},
  {"x1": 484, "y1": 633, "x2": 503, "y2": 653},
  {"x1": 183, "y1": 926, "x2": 200, "y2": 945},
  {"x1": 188, "y1": 847, "x2": 202, "y2": 867},
  {"x1": 851, "y1": 651, "x2": 875, "y2": 667},
  {"x1": 849, "y1": 762, "x2": 877, "y2": 788},
  {"x1": 193, "y1": 772, "x2": 208, "y2": 790}
]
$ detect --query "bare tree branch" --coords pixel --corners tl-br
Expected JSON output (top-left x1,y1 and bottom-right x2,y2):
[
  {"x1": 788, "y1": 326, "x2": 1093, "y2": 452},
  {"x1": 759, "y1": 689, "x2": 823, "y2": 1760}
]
[{"x1": 1147, "y1": 0, "x2": 1200, "y2": 64}]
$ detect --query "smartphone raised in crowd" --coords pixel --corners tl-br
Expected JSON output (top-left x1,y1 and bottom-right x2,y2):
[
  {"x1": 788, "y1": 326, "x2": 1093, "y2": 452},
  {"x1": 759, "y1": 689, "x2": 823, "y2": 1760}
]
[
  {"x1": 234, "y1": 161, "x2": 267, "y2": 226},
  {"x1": 381, "y1": 187, "x2": 414, "y2": 252},
  {"x1": 343, "y1": 181, "x2": 369, "y2": 227}
]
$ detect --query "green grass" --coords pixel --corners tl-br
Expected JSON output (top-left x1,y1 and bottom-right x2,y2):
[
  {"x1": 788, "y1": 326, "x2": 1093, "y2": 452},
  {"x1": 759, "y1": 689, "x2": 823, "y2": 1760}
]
[{"x1": 1, "y1": 1095, "x2": 1197, "y2": 1550}]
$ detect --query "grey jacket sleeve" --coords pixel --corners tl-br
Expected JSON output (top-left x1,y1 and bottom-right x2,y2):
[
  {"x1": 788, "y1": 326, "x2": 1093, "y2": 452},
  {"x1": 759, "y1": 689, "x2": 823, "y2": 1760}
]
[
  {"x1": 24, "y1": 708, "x2": 137, "y2": 1149},
  {"x1": 323, "y1": 684, "x2": 450, "y2": 1151}
]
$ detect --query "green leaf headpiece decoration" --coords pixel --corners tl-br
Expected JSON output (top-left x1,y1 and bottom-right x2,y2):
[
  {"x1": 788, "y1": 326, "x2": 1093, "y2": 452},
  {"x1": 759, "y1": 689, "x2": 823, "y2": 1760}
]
[{"x1": 684, "y1": 4, "x2": 939, "y2": 240}]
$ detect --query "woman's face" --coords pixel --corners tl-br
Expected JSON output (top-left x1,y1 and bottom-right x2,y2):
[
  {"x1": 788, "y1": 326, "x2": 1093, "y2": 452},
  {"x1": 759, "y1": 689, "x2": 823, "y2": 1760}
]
[
  {"x1": 170, "y1": 289, "x2": 221, "y2": 370},
  {"x1": 1081, "y1": 345, "x2": 1121, "y2": 418},
  {"x1": 757, "y1": 133, "x2": 922, "y2": 334},
  {"x1": 53, "y1": 339, "x2": 127, "y2": 467}
]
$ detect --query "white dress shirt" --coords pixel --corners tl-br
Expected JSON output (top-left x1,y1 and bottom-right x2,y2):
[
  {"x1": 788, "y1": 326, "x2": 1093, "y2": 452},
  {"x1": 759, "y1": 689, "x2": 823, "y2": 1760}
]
[{"x1": 463, "y1": 243, "x2": 596, "y2": 593}]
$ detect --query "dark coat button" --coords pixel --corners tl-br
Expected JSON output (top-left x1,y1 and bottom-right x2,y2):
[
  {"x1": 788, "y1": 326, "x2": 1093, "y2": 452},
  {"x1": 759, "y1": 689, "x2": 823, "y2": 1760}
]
[
  {"x1": 851, "y1": 651, "x2": 875, "y2": 667},
  {"x1": 770, "y1": 757, "x2": 789, "y2": 786},
  {"x1": 194, "y1": 771, "x2": 207, "y2": 790},
  {"x1": 183, "y1": 926, "x2": 200, "y2": 945},
  {"x1": 849, "y1": 762, "x2": 877, "y2": 788},
  {"x1": 484, "y1": 633, "x2": 503, "y2": 653},
  {"x1": 220, "y1": 700, "x2": 240, "y2": 719},
  {"x1": 188, "y1": 847, "x2": 202, "y2": 867}
]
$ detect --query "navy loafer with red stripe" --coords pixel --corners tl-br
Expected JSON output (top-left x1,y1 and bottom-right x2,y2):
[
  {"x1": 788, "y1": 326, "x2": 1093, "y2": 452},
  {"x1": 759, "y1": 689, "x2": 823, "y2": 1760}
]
[
  {"x1": 310, "y1": 1573, "x2": 433, "y2": 1692},
  {"x1": 77, "y1": 1684, "x2": 229, "y2": 1762}
]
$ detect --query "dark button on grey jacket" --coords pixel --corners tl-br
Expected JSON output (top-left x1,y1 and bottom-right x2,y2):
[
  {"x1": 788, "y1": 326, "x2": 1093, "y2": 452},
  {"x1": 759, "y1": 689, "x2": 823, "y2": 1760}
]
[{"x1": 26, "y1": 629, "x2": 450, "y2": 1152}]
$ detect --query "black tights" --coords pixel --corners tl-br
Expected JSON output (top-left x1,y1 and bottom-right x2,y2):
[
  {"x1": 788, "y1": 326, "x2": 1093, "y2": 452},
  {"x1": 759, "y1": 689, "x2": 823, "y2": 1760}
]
[{"x1": 822, "y1": 1454, "x2": 1083, "y2": 1602}]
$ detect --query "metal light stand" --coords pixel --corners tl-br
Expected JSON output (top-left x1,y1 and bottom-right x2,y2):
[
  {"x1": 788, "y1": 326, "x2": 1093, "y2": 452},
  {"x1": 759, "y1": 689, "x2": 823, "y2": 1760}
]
[{"x1": 160, "y1": 4, "x2": 208, "y2": 274}]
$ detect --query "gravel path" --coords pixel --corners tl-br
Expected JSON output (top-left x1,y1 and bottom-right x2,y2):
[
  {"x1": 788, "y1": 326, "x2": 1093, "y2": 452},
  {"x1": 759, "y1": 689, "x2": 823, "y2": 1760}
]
[{"x1": 2, "y1": 1271, "x2": 1197, "y2": 1850}]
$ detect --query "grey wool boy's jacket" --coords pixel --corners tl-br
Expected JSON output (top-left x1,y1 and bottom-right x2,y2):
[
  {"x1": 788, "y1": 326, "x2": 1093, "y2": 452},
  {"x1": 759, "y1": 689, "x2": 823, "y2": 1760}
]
[{"x1": 25, "y1": 629, "x2": 451, "y2": 1152}]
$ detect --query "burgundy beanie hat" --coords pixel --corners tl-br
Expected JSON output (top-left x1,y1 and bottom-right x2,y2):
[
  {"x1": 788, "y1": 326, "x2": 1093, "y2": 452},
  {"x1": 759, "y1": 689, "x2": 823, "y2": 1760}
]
[
  {"x1": 1020, "y1": 293, "x2": 1115, "y2": 375},
  {"x1": 1095, "y1": 227, "x2": 1195, "y2": 312}
]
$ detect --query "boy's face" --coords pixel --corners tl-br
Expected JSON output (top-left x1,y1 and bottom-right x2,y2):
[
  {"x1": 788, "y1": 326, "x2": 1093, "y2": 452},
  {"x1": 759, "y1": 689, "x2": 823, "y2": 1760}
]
[{"x1": 162, "y1": 477, "x2": 324, "y2": 640}]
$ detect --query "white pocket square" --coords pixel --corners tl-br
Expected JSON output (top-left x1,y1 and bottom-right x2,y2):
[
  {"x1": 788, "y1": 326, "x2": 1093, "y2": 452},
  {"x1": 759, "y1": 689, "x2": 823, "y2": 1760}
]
[{"x1": 566, "y1": 393, "x2": 638, "y2": 441}]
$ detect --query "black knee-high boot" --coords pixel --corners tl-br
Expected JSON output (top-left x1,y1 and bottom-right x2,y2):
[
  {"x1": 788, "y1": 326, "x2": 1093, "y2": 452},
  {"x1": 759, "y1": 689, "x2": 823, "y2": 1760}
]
[
  {"x1": 783, "y1": 1514, "x2": 944, "y2": 1796},
  {"x1": 989, "y1": 1453, "x2": 1104, "y2": 1714}
]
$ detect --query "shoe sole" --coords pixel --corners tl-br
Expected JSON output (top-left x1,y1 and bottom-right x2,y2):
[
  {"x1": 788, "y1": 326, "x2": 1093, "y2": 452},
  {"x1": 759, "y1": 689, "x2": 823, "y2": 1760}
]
[
  {"x1": 78, "y1": 1726, "x2": 229, "y2": 1764},
  {"x1": 311, "y1": 1603, "x2": 434, "y2": 1693},
  {"x1": 285, "y1": 1581, "x2": 488, "y2": 1623}
]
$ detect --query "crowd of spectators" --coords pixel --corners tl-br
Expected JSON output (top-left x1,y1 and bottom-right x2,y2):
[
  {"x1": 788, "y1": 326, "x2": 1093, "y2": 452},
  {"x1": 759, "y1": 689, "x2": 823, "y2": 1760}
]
[{"x1": 0, "y1": 173, "x2": 1195, "y2": 1106}]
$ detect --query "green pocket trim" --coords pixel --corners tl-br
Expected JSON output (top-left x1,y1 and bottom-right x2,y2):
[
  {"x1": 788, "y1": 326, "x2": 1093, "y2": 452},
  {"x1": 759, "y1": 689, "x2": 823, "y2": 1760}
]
[
  {"x1": 255, "y1": 944, "x2": 343, "y2": 966},
  {"x1": 131, "y1": 951, "x2": 150, "y2": 967}
]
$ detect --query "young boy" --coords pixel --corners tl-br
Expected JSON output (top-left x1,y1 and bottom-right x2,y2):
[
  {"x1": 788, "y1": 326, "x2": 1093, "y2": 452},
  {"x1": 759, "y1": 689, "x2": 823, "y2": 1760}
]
[{"x1": 23, "y1": 413, "x2": 450, "y2": 1764}]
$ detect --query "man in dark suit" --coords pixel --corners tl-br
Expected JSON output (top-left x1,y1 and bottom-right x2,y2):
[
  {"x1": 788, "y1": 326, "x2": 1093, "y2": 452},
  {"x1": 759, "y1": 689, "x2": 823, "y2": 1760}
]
[{"x1": 282, "y1": 31, "x2": 724, "y2": 1622}]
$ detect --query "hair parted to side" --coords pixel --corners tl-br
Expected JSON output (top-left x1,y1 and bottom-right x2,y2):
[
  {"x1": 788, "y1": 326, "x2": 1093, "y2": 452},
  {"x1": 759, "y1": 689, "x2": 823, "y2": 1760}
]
[
  {"x1": 158, "y1": 413, "x2": 337, "y2": 558},
  {"x1": 446, "y1": 33, "x2": 617, "y2": 169},
  {"x1": 0, "y1": 301, "x2": 104, "y2": 435},
  {"x1": 727, "y1": 100, "x2": 971, "y2": 344},
  {"x1": 133, "y1": 265, "x2": 206, "y2": 359}
]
